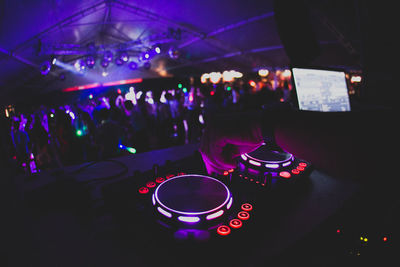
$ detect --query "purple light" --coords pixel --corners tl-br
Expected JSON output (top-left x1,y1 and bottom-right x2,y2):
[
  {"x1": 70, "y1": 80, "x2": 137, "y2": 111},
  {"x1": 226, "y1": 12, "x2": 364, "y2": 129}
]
[
  {"x1": 226, "y1": 197, "x2": 233, "y2": 209},
  {"x1": 178, "y1": 216, "x2": 200, "y2": 223},
  {"x1": 144, "y1": 53, "x2": 150, "y2": 59},
  {"x1": 265, "y1": 163, "x2": 279, "y2": 169},
  {"x1": 154, "y1": 174, "x2": 231, "y2": 216},
  {"x1": 104, "y1": 50, "x2": 113, "y2": 62},
  {"x1": 206, "y1": 210, "x2": 224, "y2": 220},
  {"x1": 86, "y1": 56, "x2": 95, "y2": 68},
  {"x1": 241, "y1": 154, "x2": 248, "y2": 161},
  {"x1": 249, "y1": 159, "x2": 261, "y2": 166},
  {"x1": 157, "y1": 207, "x2": 172, "y2": 218},
  {"x1": 40, "y1": 61, "x2": 51, "y2": 75}
]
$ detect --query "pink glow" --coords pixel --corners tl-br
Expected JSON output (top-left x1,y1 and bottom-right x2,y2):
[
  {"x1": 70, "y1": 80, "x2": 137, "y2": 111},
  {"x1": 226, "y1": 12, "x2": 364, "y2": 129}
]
[{"x1": 62, "y1": 78, "x2": 142, "y2": 92}]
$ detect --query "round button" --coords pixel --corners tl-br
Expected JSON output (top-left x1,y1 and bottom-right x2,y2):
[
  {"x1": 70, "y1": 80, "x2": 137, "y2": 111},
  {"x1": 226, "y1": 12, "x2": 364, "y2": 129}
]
[
  {"x1": 299, "y1": 162, "x2": 307, "y2": 167},
  {"x1": 217, "y1": 225, "x2": 231, "y2": 236},
  {"x1": 146, "y1": 181, "x2": 156, "y2": 188},
  {"x1": 238, "y1": 211, "x2": 250, "y2": 220},
  {"x1": 241, "y1": 203, "x2": 253, "y2": 212},
  {"x1": 279, "y1": 171, "x2": 291, "y2": 179},
  {"x1": 291, "y1": 169, "x2": 300, "y2": 175},
  {"x1": 229, "y1": 219, "x2": 243, "y2": 229},
  {"x1": 155, "y1": 177, "x2": 165, "y2": 183},
  {"x1": 296, "y1": 166, "x2": 305, "y2": 171},
  {"x1": 139, "y1": 187, "x2": 149, "y2": 194}
]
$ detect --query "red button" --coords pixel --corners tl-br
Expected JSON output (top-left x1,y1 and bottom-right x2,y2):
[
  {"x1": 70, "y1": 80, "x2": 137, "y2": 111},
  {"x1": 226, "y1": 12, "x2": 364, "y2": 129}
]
[
  {"x1": 155, "y1": 177, "x2": 165, "y2": 183},
  {"x1": 229, "y1": 219, "x2": 243, "y2": 229},
  {"x1": 166, "y1": 174, "x2": 175, "y2": 179},
  {"x1": 223, "y1": 171, "x2": 229, "y2": 176},
  {"x1": 291, "y1": 169, "x2": 300, "y2": 174},
  {"x1": 217, "y1": 225, "x2": 231, "y2": 236},
  {"x1": 296, "y1": 166, "x2": 305, "y2": 171},
  {"x1": 279, "y1": 171, "x2": 291, "y2": 179},
  {"x1": 139, "y1": 187, "x2": 149, "y2": 194},
  {"x1": 241, "y1": 203, "x2": 253, "y2": 212},
  {"x1": 146, "y1": 181, "x2": 156, "y2": 188},
  {"x1": 238, "y1": 211, "x2": 250, "y2": 220},
  {"x1": 299, "y1": 162, "x2": 307, "y2": 167}
]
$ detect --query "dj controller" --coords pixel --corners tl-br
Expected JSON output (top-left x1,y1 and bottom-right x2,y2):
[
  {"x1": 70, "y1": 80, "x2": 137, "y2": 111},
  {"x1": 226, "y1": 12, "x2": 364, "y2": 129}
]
[{"x1": 102, "y1": 144, "x2": 312, "y2": 264}]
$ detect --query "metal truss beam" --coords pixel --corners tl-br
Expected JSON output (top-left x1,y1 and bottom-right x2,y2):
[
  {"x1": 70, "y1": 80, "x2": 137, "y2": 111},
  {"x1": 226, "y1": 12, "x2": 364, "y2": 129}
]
[
  {"x1": 13, "y1": 1, "x2": 108, "y2": 52},
  {"x1": 178, "y1": 12, "x2": 274, "y2": 49}
]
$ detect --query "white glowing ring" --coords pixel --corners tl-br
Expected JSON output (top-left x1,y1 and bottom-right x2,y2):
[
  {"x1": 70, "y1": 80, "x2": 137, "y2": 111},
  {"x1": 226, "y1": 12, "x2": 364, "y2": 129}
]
[{"x1": 154, "y1": 174, "x2": 231, "y2": 219}]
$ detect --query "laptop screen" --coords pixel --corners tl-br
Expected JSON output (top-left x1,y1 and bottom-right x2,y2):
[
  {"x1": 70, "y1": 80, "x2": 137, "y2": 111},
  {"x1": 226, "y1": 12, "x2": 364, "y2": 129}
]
[{"x1": 292, "y1": 67, "x2": 351, "y2": 112}]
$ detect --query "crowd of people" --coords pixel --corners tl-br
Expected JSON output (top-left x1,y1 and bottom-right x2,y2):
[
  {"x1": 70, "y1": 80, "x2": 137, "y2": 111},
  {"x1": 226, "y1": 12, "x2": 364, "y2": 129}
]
[{"x1": 1, "y1": 78, "x2": 291, "y2": 174}]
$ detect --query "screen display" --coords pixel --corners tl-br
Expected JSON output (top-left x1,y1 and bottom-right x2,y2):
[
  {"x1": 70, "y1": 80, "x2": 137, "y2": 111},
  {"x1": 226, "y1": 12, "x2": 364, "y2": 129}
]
[{"x1": 292, "y1": 68, "x2": 351, "y2": 112}]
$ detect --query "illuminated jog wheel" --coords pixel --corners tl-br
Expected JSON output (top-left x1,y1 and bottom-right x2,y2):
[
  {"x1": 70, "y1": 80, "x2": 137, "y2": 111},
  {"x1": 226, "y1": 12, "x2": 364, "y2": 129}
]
[
  {"x1": 240, "y1": 144, "x2": 293, "y2": 170},
  {"x1": 153, "y1": 174, "x2": 233, "y2": 224}
]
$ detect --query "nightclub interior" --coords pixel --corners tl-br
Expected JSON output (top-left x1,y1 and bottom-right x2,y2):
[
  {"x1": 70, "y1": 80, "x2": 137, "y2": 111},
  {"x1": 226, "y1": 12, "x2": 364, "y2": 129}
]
[{"x1": 1, "y1": 0, "x2": 398, "y2": 266}]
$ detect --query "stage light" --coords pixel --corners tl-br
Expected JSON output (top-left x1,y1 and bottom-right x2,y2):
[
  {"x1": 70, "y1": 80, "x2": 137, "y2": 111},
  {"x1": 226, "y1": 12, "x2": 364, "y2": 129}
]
[
  {"x1": 102, "y1": 71, "x2": 108, "y2": 77},
  {"x1": 129, "y1": 61, "x2": 138, "y2": 70},
  {"x1": 282, "y1": 69, "x2": 291, "y2": 78},
  {"x1": 104, "y1": 50, "x2": 113, "y2": 62},
  {"x1": 226, "y1": 86, "x2": 232, "y2": 91},
  {"x1": 231, "y1": 70, "x2": 243, "y2": 78},
  {"x1": 76, "y1": 129, "x2": 83, "y2": 136},
  {"x1": 168, "y1": 47, "x2": 179, "y2": 59},
  {"x1": 182, "y1": 88, "x2": 187, "y2": 93},
  {"x1": 126, "y1": 147, "x2": 136, "y2": 154},
  {"x1": 209, "y1": 72, "x2": 222, "y2": 83},
  {"x1": 101, "y1": 59, "x2": 109, "y2": 68},
  {"x1": 201, "y1": 73, "x2": 209, "y2": 83},
  {"x1": 178, "y1": 83, "x2": 183, "y2": 89},
  {"x1": 258, "y1": 69, "x2": 269, "y2": 77},
  {"x1": 74, "y1": 59, "x2": 86, "y2": 72},
  {"x1": 89, "y1": 94, "x2": 93, "y2": 99},
  {"x1": 154, "y1": 46, "x2": 161, "y2": 54},
  {"x1": 52, "y1": 58, "x2": 57, "y2": 65},
  {"x1": 249, "y1": 80, "x2": 256, "y2": 87},
  {"x1": 40, "y1": 61, "x2": 51, "y2": 75},
  {"x1": 144, "y1": 52, "x2": 150, "y2": 59},
  {"x1": 120, "y1": 52, "x2": 129, "y2": 62},
  {"x1": 86, "y1": 56, "x2": 95, "y2": 68},
  {"x1": 350, "y1": 75, "x2": 362, "y2": 83},
  {"x1": 222, "y1": 70, "x2": 234, "y2": 82}
]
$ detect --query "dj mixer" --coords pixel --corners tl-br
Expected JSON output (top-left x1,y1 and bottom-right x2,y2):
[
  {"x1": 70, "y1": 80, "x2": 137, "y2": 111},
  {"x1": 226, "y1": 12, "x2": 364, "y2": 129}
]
[{"x1": 102, "y1": 143, "x2": 312, "y2": 258}]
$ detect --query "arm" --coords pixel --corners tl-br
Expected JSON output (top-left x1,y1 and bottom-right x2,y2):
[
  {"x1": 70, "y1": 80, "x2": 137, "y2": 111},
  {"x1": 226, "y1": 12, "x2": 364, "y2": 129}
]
[{"x1": 199, "y1": 109, "x2": 397, "y2": 181}]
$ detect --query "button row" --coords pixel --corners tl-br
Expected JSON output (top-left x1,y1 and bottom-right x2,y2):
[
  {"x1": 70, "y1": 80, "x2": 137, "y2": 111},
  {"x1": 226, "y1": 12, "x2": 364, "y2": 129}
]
[
  {"x1": 138, "y1": 172, "x2": 187, "y2": 194},
  {"x1": 217, "y1": 203, "x2": 253, "y2": 236}
]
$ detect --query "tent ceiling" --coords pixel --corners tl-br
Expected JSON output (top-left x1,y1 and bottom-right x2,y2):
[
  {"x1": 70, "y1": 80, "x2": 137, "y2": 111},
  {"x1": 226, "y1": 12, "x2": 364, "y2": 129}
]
[{"x1": 0, "y1": 0, "x2": 362, "y2": 103}]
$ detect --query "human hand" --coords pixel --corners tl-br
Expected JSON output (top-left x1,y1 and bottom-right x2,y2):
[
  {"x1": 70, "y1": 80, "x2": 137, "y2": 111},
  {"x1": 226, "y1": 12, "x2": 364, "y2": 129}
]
[{"x1": 199, "y1": 114, "x2": 263, "y2": 174}]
